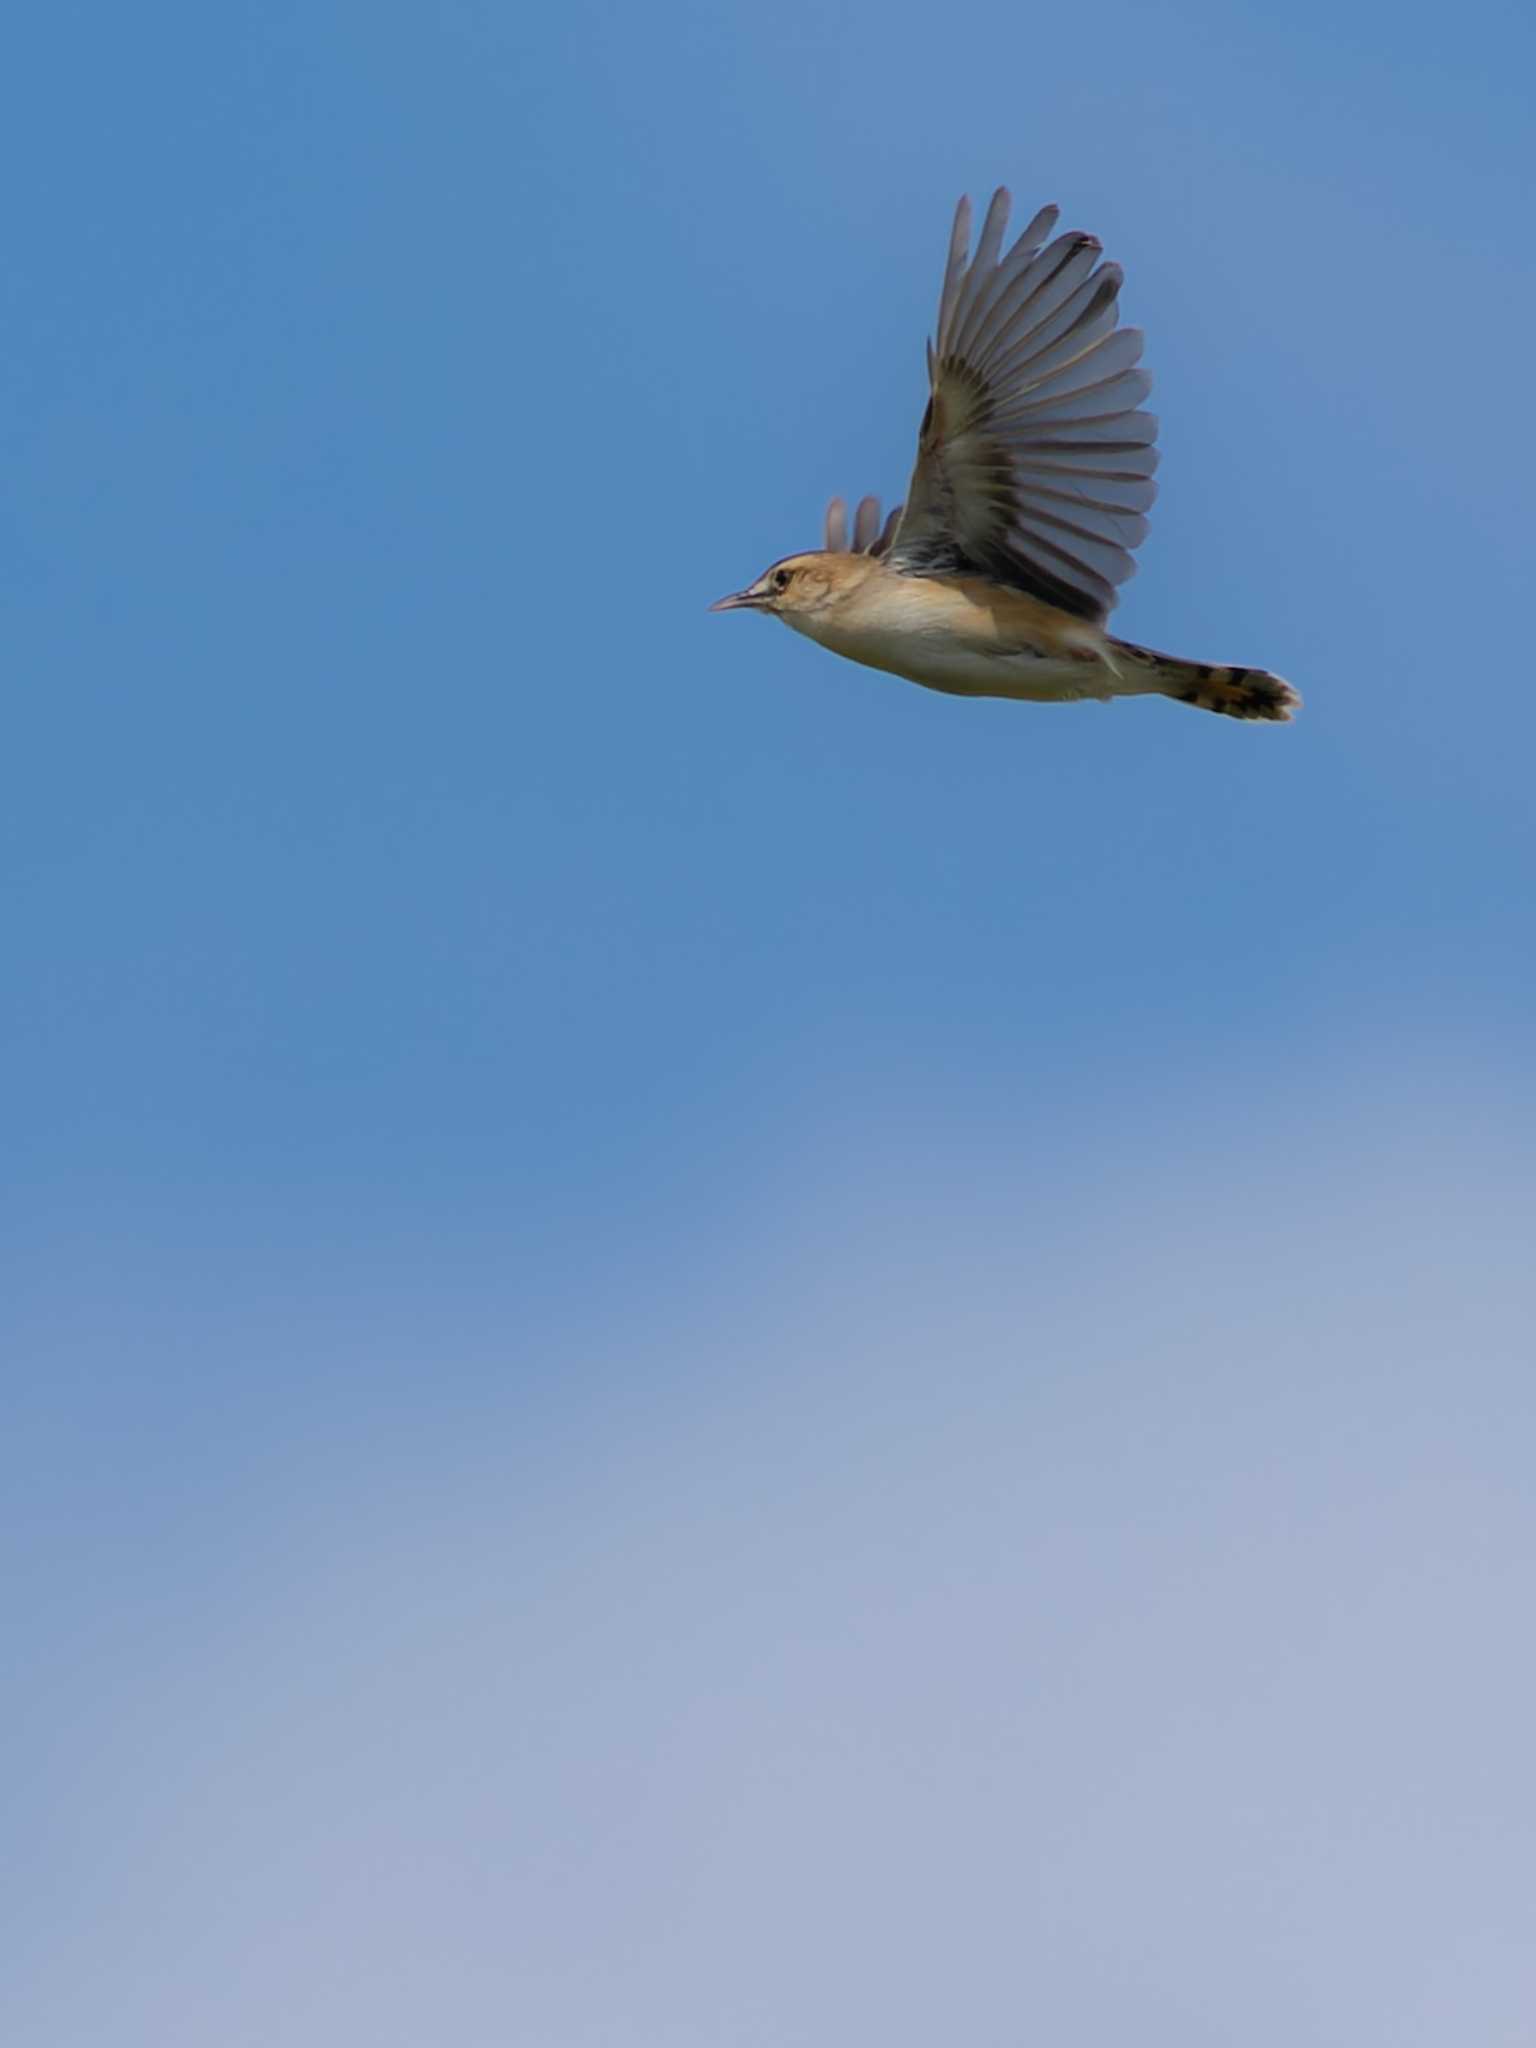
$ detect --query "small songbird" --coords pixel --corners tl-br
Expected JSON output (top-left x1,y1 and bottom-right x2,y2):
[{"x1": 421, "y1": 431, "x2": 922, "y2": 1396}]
[{"x1": 712, "y1": 189, "x2": 1298, "y2": 722}]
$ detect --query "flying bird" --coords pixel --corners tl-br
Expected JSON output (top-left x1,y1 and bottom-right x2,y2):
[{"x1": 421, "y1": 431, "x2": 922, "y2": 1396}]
[{"x1": 712, "y1": 189, "x2": 1298, "y2": 722}]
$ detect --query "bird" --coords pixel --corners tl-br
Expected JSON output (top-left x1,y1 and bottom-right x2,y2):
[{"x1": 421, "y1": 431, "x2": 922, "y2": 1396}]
[{"x1": 711, "y1": 188, "x2": 1298, "y2": 722}]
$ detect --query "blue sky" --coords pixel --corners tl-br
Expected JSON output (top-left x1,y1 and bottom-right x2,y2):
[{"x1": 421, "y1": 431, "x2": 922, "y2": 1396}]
[{"x1": 5, "y1": 2, "x2": 1536, "y2": 2042}]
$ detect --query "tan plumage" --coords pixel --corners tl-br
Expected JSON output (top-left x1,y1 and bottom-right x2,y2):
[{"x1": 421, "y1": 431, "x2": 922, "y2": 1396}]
[{"x1": 712, "y1": 189, "x2": 1299, "y2": 723}]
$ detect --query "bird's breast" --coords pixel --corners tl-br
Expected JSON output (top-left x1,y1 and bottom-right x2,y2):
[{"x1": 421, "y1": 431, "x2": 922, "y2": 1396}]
[{"x1": 795, "y1": 573, "x2": 1112, "y2": 702}]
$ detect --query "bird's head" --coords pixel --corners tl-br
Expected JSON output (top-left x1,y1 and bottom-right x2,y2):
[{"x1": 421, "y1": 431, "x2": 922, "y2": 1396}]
[{"x1": 709, "y1": 550, "x2": 876, "y2": 634}]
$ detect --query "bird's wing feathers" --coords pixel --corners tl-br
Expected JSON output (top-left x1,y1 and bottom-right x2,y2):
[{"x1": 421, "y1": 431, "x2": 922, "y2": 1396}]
[
  {"x1": 888, "y1": 189, "x2": 1158, "y2": 621},
  {"x1": 824, "y1": 494, "x2": 902, "y2": 557}
]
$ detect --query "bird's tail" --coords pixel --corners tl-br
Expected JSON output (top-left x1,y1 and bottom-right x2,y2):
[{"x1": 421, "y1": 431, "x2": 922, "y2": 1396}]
[{"x1": 1109, "y1": 638, "x2": 1300, "y2": 722}]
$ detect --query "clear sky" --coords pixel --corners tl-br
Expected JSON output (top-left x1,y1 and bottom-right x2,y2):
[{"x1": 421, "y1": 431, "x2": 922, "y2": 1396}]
[{"x1": 5, "y1": 2, "x2": 1536, "y2": 2042}]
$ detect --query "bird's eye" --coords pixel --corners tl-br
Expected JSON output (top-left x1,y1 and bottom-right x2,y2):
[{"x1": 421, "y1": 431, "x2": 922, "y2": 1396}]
[{"x1": 772, "y1": 568, "x2": 791, "y2": 591}]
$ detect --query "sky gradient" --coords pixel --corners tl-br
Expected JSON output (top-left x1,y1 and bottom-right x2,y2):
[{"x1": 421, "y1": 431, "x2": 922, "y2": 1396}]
[{"x1": 5, "y1": 2, "x2": 1536, "y2": 2042}]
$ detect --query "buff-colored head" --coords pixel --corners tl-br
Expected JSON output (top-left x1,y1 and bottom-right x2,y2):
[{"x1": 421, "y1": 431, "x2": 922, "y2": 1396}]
[{"x1": 709, "y1": 550, "x2": 878, "y2": 631}]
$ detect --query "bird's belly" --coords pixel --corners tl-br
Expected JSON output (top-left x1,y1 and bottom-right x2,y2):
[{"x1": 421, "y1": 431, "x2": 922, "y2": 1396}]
[{"x1": 817, "y1": 621, "x2": 1113, "y2": 703}]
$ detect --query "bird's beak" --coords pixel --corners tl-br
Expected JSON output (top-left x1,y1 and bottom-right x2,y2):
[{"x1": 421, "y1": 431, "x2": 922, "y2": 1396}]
[{"x1": 708, "y1": 587, "x2": 765, "y2": 613}]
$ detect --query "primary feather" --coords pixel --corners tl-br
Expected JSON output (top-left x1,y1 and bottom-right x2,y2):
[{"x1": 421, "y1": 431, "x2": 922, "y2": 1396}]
[
  {"x1": 889, "y1": 188, "x2": 1159, "y2": 621},
  {"x1": 824, "y1": 493, "x2": 901, "y2": 557}
]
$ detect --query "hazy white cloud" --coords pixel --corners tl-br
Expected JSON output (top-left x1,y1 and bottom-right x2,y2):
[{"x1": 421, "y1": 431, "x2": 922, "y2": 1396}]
[{"x1": 8, "y1": 1069, "x2": 1534, "y2": 2048}]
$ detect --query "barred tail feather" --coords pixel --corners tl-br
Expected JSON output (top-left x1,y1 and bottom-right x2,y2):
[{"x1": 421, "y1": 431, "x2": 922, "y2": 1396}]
[{"x1": 1110, "y1": 638, "x2": 1300, "y2": 722}]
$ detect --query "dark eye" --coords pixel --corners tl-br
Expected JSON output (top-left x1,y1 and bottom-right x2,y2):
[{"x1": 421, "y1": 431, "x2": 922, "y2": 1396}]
[{"x1": 772, "y1": 568, "x2": 791, "y2": 591}]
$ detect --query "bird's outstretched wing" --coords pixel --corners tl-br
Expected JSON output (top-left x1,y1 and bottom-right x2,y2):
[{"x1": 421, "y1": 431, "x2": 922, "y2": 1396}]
[
  {"x1": 887, "y1": 190, "x2": 1157, "y2": 621},
  {"x1": 823, "y1": 494, "x2": 902, "y2": 556}
]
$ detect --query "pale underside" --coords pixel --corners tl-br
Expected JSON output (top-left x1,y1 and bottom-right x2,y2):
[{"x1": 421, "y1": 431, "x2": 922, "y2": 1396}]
[{"x1": 785, "y1": 570, "x2": 1149, "y2": 704}]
